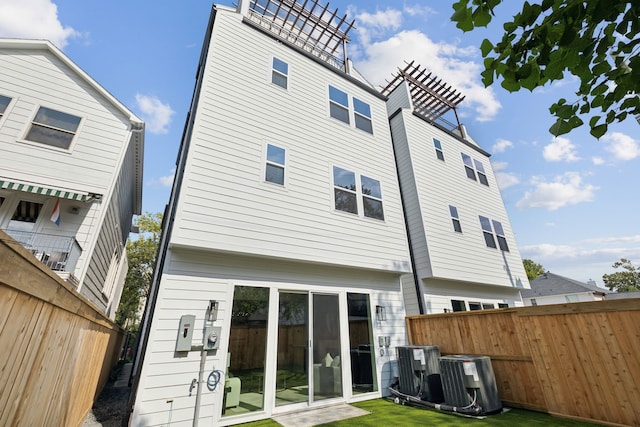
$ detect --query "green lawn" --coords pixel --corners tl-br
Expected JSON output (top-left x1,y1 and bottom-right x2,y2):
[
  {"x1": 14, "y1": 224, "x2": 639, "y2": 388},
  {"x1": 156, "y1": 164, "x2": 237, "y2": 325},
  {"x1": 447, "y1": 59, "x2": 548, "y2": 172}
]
[{"x1": 239, "y1": 398, "x2": 599, "y2": 426}]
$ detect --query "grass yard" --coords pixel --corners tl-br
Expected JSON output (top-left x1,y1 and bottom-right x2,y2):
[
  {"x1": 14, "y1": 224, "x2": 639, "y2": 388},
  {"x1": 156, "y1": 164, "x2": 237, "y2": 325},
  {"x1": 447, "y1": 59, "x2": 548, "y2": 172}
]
[{"x1": 239, "y1": 398, "x2": 599, "y2": 426}]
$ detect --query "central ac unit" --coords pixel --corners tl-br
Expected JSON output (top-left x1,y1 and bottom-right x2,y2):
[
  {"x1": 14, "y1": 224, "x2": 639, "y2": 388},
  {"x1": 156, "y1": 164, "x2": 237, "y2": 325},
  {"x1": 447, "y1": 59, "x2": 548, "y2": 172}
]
[
  {"x1": 439, "y1": 355, "x2": 502, "y2": 415},
  {"x1": 396, "y1": 345, "x2": 444, "y2": 403}
]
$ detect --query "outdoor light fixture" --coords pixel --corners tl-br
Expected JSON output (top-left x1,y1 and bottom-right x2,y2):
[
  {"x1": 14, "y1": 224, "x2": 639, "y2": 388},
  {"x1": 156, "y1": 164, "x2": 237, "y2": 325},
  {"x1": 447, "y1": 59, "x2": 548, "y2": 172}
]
[
  {"x1": 207, "y1": 300, "x2": 219, "y2": 322},
  {"x1": 376, "y1": 305, "x2": 386, "y2": 321}
]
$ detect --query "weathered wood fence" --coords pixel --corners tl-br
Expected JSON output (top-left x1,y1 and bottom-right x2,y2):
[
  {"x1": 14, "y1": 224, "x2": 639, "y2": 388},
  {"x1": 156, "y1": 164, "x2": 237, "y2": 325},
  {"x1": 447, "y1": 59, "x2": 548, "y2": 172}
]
[
  {"x1": 406, "y1": 300, "x2": 640, "y2": 426},
  {"x1": 0, "y1": 231, "x2": 124, "y2": 426}
]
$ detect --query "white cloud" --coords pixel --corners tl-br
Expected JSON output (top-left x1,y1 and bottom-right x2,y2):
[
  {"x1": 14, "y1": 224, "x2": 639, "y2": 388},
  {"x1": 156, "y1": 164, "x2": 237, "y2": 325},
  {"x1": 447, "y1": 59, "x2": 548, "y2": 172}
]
[
  {"x1": 403, "y1": 4, "x2": 436, "y2": 17},
  {"x1": 543, "y1": 136, "x2": 580, "y2": 162},
  {"x1": 592, "y1": 156, "x2": 605, "y2": 165},
  {"x1": 354, "y1": 8, "x2": 403, "y2": 46},
  {"x1": 135, "y1": 94, "x2": 174, "y2": 134},
  {"x1": 0, "y1": 0, "x2": 80, "y2": 48},
  {"x1": 515, "y1": 172, "x2": 597, "y2": 211},
  {"x1": 354, "y1": 29, "x2": 501, "y2": 122},
  {"x1": 491, "y1": 161, "x2": 519, "y2": 189},
  {"x1": 159, "y1": 168, "x2": 175, "y2": 187},
  {"x1": 602, "y1": 132, "x2": 640, "y2": 161},
  {"x1": 492, "y1": 138, "x2": 513, "y2": 153}
]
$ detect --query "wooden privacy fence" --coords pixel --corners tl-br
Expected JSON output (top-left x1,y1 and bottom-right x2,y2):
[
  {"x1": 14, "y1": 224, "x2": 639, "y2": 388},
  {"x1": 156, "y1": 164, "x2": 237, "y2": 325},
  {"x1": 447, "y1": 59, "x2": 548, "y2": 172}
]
[
  {"x1": 0, "y1": 231, "x2": 124, "y2": 427},
  {"x1": 406, "y1": 300, "x2": 640, "y2": 426}
]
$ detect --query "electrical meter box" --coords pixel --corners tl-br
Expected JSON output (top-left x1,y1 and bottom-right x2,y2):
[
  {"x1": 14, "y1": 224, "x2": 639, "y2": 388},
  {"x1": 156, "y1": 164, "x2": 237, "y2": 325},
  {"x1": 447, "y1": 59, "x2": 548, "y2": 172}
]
[
  {"x1": 176, "y1": 315, "x2": 196, "y2": 352},
  {"x1": 203, "y1": 326, "x2": 222, "y2": 350}
]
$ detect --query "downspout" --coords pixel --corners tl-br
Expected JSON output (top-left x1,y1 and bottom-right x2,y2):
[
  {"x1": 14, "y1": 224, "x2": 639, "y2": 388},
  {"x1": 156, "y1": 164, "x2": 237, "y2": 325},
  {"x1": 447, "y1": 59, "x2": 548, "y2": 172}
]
[
  {"x1": 389, "y1": 109, "x2": 425, "y2": 315},
  {"x1": 126, "y1": 4, "x2": 218, "y2": 421}
]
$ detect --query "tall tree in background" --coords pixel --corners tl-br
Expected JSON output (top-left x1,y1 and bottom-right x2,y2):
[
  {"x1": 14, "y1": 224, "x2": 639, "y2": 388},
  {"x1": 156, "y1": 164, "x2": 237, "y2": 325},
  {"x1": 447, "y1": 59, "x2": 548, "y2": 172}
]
[
  {"x1": 116, "y1": 212, "x2": 162, "y2": 328},
  {"x1": 523, "y1": 258, "x2": 545, "y2": 280},
  {"x1": 451, "y1": 1, "x2": 640, "y2": 138},
  {"x1": 602, "y1": 258, "x2": 640, "y2": 292}
]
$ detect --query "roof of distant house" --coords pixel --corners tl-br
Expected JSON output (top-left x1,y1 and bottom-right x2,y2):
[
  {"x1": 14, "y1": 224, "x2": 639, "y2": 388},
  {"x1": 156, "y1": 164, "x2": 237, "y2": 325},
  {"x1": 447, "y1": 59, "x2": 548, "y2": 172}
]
[
  {"x1": 604, "y1": 290, "x2": 640, "y2": 300},
  {"x1": 521, "y1": 272, "x2": 609, "y2": 298}
]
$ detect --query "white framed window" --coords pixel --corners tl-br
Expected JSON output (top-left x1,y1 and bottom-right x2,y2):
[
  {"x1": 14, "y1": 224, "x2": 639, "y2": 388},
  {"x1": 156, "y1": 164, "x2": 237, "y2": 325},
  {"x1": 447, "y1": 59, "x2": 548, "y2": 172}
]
[
  {"x1": 328, "y1": 86, "x2": 373, "y2": 134},
  {"x1": 329, "y1": 85, "x2": 350, "y2": 124},
  {"x1": 271, "y1": 57, "x2": 288, "y2": 89},
  {"x1": 361, "y1": 175, "x2": 384, "y2": 220},
  {"x1": 332, "y1": 166, "x2": 384, "y2": 220},
  {"x1": 434, "y1": 139, "x2": 444, "y2": 161},
  {"x1": 449, "y1": 205, "x2": 462, "y2": 232},
  {"x1": 265, "y1": 144, "x2": 286, "y2": 185},
  {"x1": 461, "y1": 153, "x2": 489, "y2": 186},
  {"x1": 0, "y1": 94, "x2": 12, "y2": 118},
  {"x1": 24, "y1": 106, "x2": 82, "y2": 150},
  {"x1": 353, "y1": 97, "x2": 373, "y2": 134},
  {"x1": 479, "y1": 215, "x2": 509, "y2": 251},
  {"x1": 531, "y1": 298, "x2": 538, "y2": 306}
]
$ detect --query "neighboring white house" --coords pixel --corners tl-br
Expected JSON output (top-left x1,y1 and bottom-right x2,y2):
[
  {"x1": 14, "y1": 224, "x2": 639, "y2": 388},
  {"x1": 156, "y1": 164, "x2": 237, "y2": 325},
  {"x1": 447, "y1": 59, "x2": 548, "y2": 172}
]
[
  {"x1": 130, "y1": 2, "x2": 412, "y2": 426},
  {"x1": 383, "y1": 63, "x2": 529, "y2": 315},
  {"x1": 522, "y1": 272, "x2": 608, "y2": 306},
  {"x1": 0, "y1": 38, "x2": 144, "y2": 319}
]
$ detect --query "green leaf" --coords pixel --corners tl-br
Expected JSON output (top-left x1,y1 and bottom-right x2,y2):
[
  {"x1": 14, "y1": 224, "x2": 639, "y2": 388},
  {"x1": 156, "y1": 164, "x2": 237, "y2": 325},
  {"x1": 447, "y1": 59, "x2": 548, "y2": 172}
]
[
  {"x1": 590, "y1": 124, "x2": 608, "y2": 139},
  {"x1": 480, "y1": 39, "x2": 494, "y2": 57}
]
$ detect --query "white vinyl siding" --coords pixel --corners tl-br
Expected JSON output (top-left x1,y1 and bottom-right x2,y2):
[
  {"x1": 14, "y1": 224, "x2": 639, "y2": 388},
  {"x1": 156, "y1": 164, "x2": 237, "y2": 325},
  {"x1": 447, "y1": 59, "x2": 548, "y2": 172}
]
[
  {"x1": 390, "y1": 107, "x2": 528, "y2": 288},
  {"x1": 170, "y1": 10, "x2": 410, "y2": 273}
]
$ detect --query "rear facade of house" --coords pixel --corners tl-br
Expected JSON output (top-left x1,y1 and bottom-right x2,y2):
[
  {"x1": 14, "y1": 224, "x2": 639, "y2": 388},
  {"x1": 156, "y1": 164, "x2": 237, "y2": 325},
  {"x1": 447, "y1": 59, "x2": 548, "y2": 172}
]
[
  {"x1": 0, "y1": 39, "x2": 144, "y2": 318},
  {"x1": 130, "y1": 2, "x2": 411, "y2": 425}
]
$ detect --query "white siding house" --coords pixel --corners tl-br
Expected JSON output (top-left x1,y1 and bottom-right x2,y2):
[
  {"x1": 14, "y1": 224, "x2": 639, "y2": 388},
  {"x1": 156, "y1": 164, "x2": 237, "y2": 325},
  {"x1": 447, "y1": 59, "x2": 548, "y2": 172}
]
[
  {"x1": 384, "y1": 63, "x2": 529, "y2": 315},
  {"x1": 522, "y1": 272, "x2": 608, "y2": 306},
  {"x1": 131, "y1": 2, "x2": 410, "y2": 426},
  {"x1": 0, "y1": 39, "x2": 144, "y2": 318}
]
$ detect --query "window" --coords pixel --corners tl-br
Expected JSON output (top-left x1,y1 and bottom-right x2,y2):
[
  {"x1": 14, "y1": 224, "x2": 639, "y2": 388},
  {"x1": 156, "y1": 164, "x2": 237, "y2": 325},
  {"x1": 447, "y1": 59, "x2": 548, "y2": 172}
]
[
  {"x1": 531, "y1": 299, "x2": 538, "y2": 306},
  {"x1": 482, "y1": 303, "x2": 495, "y2": 310},
  {"x1": 9, "y1": 200, "x2": 43, "y2": 232},
  {"x1": 461, "y1": 153, "x2": 489, "y2": 186},
  {"x1": 361, "y1": 175, "x2": 384, "y2": 220},
  {"x1": 479, "y1": 215, "x2": 497, "y2": 249},
  {"x1": 333, "y1": 166, "x2": 357, "y2": 214},
  {"x1": 451, "y1": 300, "x2": 466, "y2": 312},
  {"x1": 498, "y1": 303, "x2": 509, "y2": 309},
  {"x1": 469, "y1": 302, "x2": 482, "y2": 311},
  {"x1": 328, "y1": 86, "x2": 373, "y2": 134},
  {"x1": 25, "y1": 106, "x2": 81, "y2": 150},
  {"x1": 492, "y1": 220, "x2": 509, "y2": 251},
  {"x1": 449, "y1": 205, "x2": 462, "y2": 232},
  {"x1": 474, "y1": 159, "x2": 488, "y2": 185},
  {"x1": 271, "y1": 57, "x2": 288, "y2": 89},
  {"x1": 329, "y1": 86, "x2": 350, "y2": 124},
  {"x1": 434, "y1": 139, "x2": 444, "y2": 161},
  {"x1": 353, "y1": 97, "x2": 373, "y2": 133},
  {"x1": 333, "y1": 167, "x2": 384, "y2": 220},
  {"x1": 0, "y1": 95, "x2": 11, "y2": 117},
  {"x1": 265, "y1": 144, "x2": 286, "y2": 185}
]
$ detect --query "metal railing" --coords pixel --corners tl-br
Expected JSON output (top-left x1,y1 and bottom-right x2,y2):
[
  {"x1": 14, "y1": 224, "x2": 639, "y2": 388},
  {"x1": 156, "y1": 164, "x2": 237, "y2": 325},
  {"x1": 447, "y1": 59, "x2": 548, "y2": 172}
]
[{"x1": 2, "y1": 229, "x2": 82, "y2": 273}]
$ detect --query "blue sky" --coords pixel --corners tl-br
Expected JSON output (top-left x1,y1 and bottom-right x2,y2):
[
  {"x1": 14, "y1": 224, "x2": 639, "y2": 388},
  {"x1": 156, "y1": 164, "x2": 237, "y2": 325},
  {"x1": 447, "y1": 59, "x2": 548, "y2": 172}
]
[{"x1": 2, "y1": 0, "x2": 639, "y2": 286}]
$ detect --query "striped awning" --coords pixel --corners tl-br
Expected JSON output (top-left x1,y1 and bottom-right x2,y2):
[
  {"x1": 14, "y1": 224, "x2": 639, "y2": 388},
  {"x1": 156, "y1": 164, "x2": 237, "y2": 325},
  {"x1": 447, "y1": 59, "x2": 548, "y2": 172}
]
[{"x1": 0, "y1": 179, "x2": 92, "y2": 202}]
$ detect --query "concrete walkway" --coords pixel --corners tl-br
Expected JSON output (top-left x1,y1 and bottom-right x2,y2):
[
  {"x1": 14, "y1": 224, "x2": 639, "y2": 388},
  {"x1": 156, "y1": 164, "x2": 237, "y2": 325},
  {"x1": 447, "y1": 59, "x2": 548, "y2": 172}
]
[{"x1": 272, "y1": 403, "x2": 370, "y2": 427}]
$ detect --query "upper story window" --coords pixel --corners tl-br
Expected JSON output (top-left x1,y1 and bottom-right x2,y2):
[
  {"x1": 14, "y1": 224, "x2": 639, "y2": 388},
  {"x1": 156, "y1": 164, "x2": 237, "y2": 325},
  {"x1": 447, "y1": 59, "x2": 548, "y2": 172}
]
[
  {"x1": 0, "y1": 95, "x2": 11, "y2": 118},
  {"x1": 333, "y1": 166, "x2": 357, "y2": 214},
  {"x1": 332, "y1": 166, "x2": 384, "y2": 220},
  {"x1": 25, "y1": 106, "x2": 81, "y2": 150},
  {"x1": 328, "y1": 86, "x2": 373, "y2": 134},
  {"x1": 479, "y1": 215, "x2": 509, "y2": 251},
  {"x1": 265, "y1": 144, "x2": 286, "y2": 185},
  {"x1": 329, "y1": 86, "x2": 350, "y2": 124},
  {"x1": 361, "y1": 175, "x2": 384, "y2": 220},
  {"x1": 462, "y1": 153, "x2": 489, "y2": 186},
  {"x1": 449, "y1": 205, "x2": 462, "y2": 232},
  {"x1": 353, "y1": 97, "x2": 373, "y2": 134},
  {"x1": 9, "y1": 200, "x2": 43, "y2": 232},
  {"x1": 271, "y1": 57, "x2": 288, "y2": 89},
  {"x1": 434, "y1": 139, "x2": 444, "y2": 161}
]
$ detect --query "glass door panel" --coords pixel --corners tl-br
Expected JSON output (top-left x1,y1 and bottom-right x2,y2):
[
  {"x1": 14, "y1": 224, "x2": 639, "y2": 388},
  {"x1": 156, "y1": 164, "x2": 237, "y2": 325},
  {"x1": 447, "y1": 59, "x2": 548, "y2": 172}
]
[
  {"x1": 347, "y1": 293, "x2": 378, "y2": 394},
  {"x1": 275, "y1": 292, "x2": 309, "y2": 407},
  {"x1": 312, "y1": 294, "x2": 343, "y2": 401}
]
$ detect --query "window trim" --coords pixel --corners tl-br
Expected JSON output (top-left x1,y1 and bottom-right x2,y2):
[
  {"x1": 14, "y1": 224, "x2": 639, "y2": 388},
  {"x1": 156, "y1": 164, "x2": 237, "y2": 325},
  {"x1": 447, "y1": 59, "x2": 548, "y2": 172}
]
[
  {"x1": 263, "y1": 143, "x2": 287, "y2": 187},
  {"x1": 271, "y1": 56, "x2": 289, "y2": 90},
  {"x1": 461, "y1": 152, "x2": 489, "y2": 186},
  {"x1": 20, "y1": 105, "x2": 83, "y2": 152},
  {"x1": 327, "y1": 85, "x2": 374, "y2": 134},
  {"x1": 434, "y1": 138, "x2": 445, "y2": 161},
  {"x1": 479, "y1": 215, "x2": 509, "y2": 251},
  {"x1": 328, "y1": 85, "x2": 350, "y2": 125},
  {"x1": 331, "y1": 165, "x2": 385, "y2": 221},
  {"x1": 449, "y1": 205, "x2": 462, "y2": 233},
  {"x1": 353, "y1": 97, "x2": 373, "y2": 134},
  {"x1": 0, "y1": 94, "x2": 15, "y2": 128}
]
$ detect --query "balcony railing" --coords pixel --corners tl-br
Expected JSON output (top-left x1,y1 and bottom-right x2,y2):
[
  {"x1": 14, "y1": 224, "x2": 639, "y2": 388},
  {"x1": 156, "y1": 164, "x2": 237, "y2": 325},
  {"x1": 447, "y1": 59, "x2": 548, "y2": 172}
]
[{"x1": 2, "y1": 229, "x2": 82, "y2": 273}]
